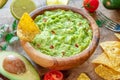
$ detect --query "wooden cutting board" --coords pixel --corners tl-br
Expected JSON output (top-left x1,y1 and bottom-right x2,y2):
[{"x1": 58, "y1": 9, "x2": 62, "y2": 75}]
[{"x1": 0, "y1": 0, "x2": 120, "y2": 80}]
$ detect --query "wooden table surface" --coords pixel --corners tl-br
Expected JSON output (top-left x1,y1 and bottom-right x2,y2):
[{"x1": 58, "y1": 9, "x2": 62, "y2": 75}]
[{"x1": 0, "y1": 0, "x2": 120, "y2": 80}]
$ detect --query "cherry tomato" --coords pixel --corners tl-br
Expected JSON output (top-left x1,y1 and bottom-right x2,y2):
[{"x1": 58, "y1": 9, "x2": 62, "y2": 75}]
[
  {"x1": 44, "y1": 70, "x2": 63, "y2": 80},
  {"x1": 83, "y1": 0, "x2": 99, "y2": 12}
]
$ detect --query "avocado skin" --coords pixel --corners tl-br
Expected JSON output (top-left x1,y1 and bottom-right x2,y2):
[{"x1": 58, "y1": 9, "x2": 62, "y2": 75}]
[
  {"x1": 102, "y1": 0, "x2": 120, "y2": 9},
  {"x1": 0, "y1": 0, "x2": 8, "y2": 8},
  {"x1": 0, "y1": 51, "x2": 40, "y2": 80}
]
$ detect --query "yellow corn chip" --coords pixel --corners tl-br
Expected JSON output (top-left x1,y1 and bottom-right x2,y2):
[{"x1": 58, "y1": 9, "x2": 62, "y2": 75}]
[
  {"x1": 77, "y1": 73, "x2": 90, "y2": 80},
  {"x1": 100, "y1": 41, "x2": 120, "y2": 58},
  {"x1": 92, "y1": 52, "x2": 120, "y2": 72},
  {"x1": 93, "y1": 41, "x2": 120, "y2": 79},
  {"x1": 100, "y1": 41, "x2": 120, "y2": 72},
  {"x1": 95, "y1": 65, "x2": 120, "y2": 80},
  {"x1": 92, "y1": 53, "x2": 112, "y2": 68},
  {"x1": 100, "y1": 41, "x2": 120, "y2": 50},
  {"x1": 115, "y1": 33, "x2": 120, "y2": 40},
  {"x1": 17, "y1": 13, "x2": 40, "y2": 42}
]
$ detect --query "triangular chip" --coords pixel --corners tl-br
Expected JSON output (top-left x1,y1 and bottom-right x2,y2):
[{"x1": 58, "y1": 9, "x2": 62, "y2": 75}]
[
  {"x1": 77, "y1": 73, "x2": 90, "y2": 80},
  {"x1": 92, "y1": 53, "x2": 112, "y2": 68},
  {"x1": 92, "y1": 52, "x2": 120, "y2": 72},
  {"x1": 95, "y1": 65, "x2": 120, "y2": 80},
  {"x1": 100, "y1": 41, "x2": 120, "y2": 72},
  {"x1": 100, "y1": 41, "x2": 120, "y2": 50},
  {"x1": 115, "y1": 33, "x2": 120, "y2": 40},
  {"x1": 17, "y1": 13, "x2": 40, "y2": 42}
]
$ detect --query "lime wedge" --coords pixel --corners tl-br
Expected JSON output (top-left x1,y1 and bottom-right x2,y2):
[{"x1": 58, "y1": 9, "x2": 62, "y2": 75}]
[
  {"x1": 10, "y1": 0, "x2": 36, "y2": 20},
  {"x1": 47, "y1": 0, "x2": 69, "y2": 5},
  {"x1": 0, "y1": 0, "x2": 8, "y2": 8}
]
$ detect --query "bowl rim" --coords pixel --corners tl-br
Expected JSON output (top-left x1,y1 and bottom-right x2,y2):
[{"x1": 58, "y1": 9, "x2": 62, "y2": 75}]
[{"x1": 21, "y1": 5, "x2": 100, "y2": 69}]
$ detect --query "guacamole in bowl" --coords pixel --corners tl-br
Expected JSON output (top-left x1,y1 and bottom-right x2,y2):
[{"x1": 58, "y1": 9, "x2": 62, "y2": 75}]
[
  {"x1": 31, "y1": 9, "x2": 92, "y2": 57},
  {"x1": 21, "y1": 5, "x2": 99, "y2": 70}
]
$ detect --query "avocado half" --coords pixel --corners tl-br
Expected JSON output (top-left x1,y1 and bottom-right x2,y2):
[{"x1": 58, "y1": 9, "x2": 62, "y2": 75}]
[{"x1": 0, "y1": 51, "x2": 40, "y2": 80}]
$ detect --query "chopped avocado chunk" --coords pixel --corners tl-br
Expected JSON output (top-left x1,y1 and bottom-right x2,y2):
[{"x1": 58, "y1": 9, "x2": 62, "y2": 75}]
[
  {"x1": 32, "y1": 9, "x2": 92, "y2": 57},
  {"x1": 0, "y1": 51, "x2": 40, "y2": 80}
]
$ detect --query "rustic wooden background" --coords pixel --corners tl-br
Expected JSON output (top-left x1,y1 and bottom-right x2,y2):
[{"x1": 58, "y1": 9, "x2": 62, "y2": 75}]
[{"x1": 0, "y1": 0, "x2": 120, "y2": 80}]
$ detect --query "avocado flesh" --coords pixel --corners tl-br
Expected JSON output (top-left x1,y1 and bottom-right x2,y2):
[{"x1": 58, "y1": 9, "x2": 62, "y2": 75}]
[{"x1": 0, "y1": 51, "x2": 40, "y2": 80}]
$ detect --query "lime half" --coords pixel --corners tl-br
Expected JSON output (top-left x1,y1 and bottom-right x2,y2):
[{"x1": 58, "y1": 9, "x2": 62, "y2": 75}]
[
  {"x1": 10, "y1": 0, "x2": 36, "y2": 20},
  {"x1": 47, "y1": 0, "x2": 69, "y2": 5},
  {"x1": 0, "y1": 0, "x2": 8, "y2": 8}
]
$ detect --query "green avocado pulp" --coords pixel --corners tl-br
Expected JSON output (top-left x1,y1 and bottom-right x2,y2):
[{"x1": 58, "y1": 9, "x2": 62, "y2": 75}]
[
  {"x1": 31, "y1": 9, "x2": 92, "y2": 57},
  {"x1": 0, "y1": 51, "x2": 40, "y2": 80}
]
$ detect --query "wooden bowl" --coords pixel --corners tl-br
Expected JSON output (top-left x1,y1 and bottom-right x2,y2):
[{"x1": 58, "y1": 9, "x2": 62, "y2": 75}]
[{"x1": 21, "y1": 5, "x2": 100, "y2": 70}]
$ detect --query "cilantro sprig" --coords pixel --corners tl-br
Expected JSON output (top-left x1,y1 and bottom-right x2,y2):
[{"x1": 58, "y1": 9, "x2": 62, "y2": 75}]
[{"x1": 0, "y1": 20, "x2": 19, "y2": 50}]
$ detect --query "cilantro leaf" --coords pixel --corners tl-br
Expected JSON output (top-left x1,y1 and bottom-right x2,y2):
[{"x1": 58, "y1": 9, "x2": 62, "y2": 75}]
[
  {"x1": 9, "y1": 36, "x2": 19, "y2": 43},
  {"x1": 0, "y1": 24, "x2": 9, "y2": 30},
  {"x1": 12, "y1": 20, "x2": 17, "y2": 30},
  {"x1": 0, "y1": 33, "x2": 3, "y2": 39},
  {"x1": 0, "y1": 43, "x2": 8, "y2": 50},
  {"x1": 5, "y1": 33, "x2": 14, "y2": 43},
  {"x1": 0, "y1": 20, "x2": 18, "y2": 50}
]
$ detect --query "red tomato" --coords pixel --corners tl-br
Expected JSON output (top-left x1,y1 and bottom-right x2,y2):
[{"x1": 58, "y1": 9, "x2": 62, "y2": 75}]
[
  {"x1": 83, "y1": 0, "x2": 99, "y2": 12},
  {"x1": 44, "y1": 70, "x2": 63, "y2": 80}
]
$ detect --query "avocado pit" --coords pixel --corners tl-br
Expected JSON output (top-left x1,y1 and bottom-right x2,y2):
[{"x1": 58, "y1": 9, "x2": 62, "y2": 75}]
[{"x1": 3, "y1": 55, "x2": 26, "y2": 74}]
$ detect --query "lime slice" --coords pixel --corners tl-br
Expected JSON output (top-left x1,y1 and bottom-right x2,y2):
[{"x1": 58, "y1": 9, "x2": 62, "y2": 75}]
[
  {"x1": 47, "y1": 0, "x2": 69, "y2": 5},
  {"x1": 58, "y1": 0, "x2": 69, "y2": 5},
  {"x1": 47, "y1": 0, "x2": 58, "y2": 5},
  {"x1": 10, "y1": 0, "x2": 36, "y2": 20},
  {"x1": 0, "y1": 0, "x2": 8, "y2": 8}
]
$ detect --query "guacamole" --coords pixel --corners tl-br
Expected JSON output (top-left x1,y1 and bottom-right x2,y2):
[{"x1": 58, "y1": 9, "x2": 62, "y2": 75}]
[{"x1": 31, "y1": 9, "x2": 92, "y2": 57}]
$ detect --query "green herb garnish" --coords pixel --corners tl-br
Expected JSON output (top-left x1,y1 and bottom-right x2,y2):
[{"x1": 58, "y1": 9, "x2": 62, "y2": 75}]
[
  {"x1": 12, "y1": 20, "x2": 17, "y2": 30},
  {"x1": 0, "y1": 20, "x2": 19, "y2": 50}
]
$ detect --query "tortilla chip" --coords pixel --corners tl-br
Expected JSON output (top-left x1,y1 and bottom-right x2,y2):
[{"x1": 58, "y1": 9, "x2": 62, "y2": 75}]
[
  {"x1": 100, "y1": 41, "x2": 120, "y2": 60},
  {"x1": 92, "y1": 53, "x2": 112, "y2": 68},
  {"x1": 100, "y1": 41, "x2": 120, "y2": 72},
  {"x1": 92, "y1": 52, "x2": 120, "y2": 72},
  {"x1": 17, "y1": 13, "x2": 40, "y2": 42},
  {"x1": 100, "y1": 41, "x2": 120, "y2": 50},
  {"x1": 115, "y1": 33, "x2": 120, "y2": 40},
  {"x1": 77, "y1": 73, "x2": 90, "y2": 80},
  {"x1": 95, "y1": 65, "x2": 120, "y2": 80}
]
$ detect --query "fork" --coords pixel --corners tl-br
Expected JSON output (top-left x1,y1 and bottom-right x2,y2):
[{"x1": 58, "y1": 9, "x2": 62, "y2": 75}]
[{"x1": 96, "y1": 11, "x2": 120, "y2": 32}]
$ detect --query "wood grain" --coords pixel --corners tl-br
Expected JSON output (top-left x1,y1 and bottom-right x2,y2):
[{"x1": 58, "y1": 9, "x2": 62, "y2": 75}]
[
  {"x1": 21, "y1": 5, "x2": 99, "y2": 70},
  {"x1": 0, "y1": 0, "x2": 120, "y2": 80}
]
